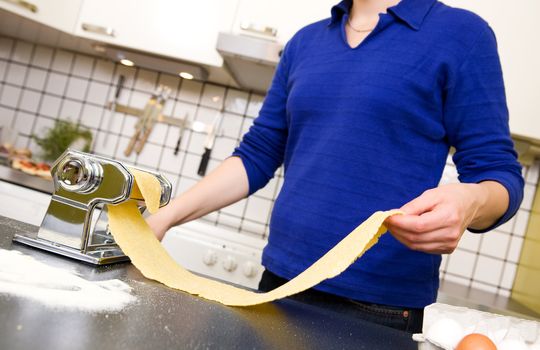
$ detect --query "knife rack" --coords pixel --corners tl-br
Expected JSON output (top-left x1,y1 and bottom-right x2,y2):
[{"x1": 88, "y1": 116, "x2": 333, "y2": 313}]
[
  {"x1": 108, "y1": 102, "x2": 213, "y2": 134},
  {"x1": 108, "y1": 102, "x2": 223, "y2": 177}
]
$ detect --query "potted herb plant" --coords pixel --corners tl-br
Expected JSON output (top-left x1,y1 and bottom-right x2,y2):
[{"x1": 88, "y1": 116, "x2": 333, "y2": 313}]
[{"x1": 33, "y1": 119, "x2": 93, "y2": 162}]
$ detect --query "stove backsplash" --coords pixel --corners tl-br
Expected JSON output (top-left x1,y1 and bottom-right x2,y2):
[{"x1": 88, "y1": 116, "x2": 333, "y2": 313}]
[{"x1": 1, "y1": 36, "x2": 537, "y2": 298}]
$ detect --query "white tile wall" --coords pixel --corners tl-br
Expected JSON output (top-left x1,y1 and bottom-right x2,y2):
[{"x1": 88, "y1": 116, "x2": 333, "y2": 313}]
[
  {"x1": 473, "y1": 256, "x2": 504, "y2": 285},
  {"x1": 178, "y1": 80, "x2": 202, "y2": 104},
  {"x1": 500, "y1": 263, "x2": 518, "y2": 290},
  {"x1": 93, "y1": 59, "x2": 114, "y2": 83},
  {"x1": 0, "y1": 60, "x2": 7, "y2": 79},
  {"x1": 19, "y1": 89, "x2": 40, "y2": 112},
  {"x1": 1, "y1": 85, "x2": 20, "y2": 107},
  {"x1": 446, "y1": 249, "x2": 476, "y2": 278},
  {"x1": 72, "y1": 54, "x2": 94, "y2": 78},
  {"x1": 46, "y1": 72, "x2": 67, "y2": 95},
  {"x1": 479, "y1": 231, "x2": 510, "y2": 257},
  {"x1": 507, "y1": 236, "x2": 524, "y2": 263},
  {"x1": 50, "y1": 50, "x2": 73, "y2": 73},
  {"x1": 1, "y1": 36, "x2": 537, "y2": 297},
  {"x1": 244, "y1": 196, "x2": 272, "y2": 224},
  {"x1": 31, "y1": 46, "x2": 53, "y2": 68},
  {"x1": 27, "y1": 67, "x2": 47, "y2": 90},
  {"x1": 65, "y1": 76, "x2": 89, "y2": 100},
  {"x1": 13, "y1": 111, "x2": 33, "y2": 134},
  {"x1": 200, "y1": 84, "x2": 225, "y2": 109},
  {"x1": 5, "y1": 62, "x2": 26, "y2": 85},
  {"x1": 40, "y1": 94, "x2": 61, "y2": 117},
  {"x1": 12, "y1": 41, "x2": 32, "y2": 63}
]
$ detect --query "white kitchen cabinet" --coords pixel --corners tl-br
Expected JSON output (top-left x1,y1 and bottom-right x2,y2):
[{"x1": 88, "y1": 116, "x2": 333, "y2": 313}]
[
  {"x1": 443, "y1": 0, "x2": 540, "y2": 140},
  {"x1": 0, "y1": 0, "x2": 82, "y2": 33},
  {"x1": 75, "y1": 0, "x2": 238, "y2": 67},
  {"x1": 232, "y1": 0, "x2": 337, "y2": 44}
]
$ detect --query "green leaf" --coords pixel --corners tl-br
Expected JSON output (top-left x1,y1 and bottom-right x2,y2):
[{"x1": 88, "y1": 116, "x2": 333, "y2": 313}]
[{"x1": 32, "y1": 119, "x2": 93, "y2": 162}]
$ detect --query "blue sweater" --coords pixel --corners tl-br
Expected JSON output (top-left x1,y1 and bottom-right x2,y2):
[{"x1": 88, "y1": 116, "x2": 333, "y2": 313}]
[{"x1": 232, "y1": 0, "x2": 524, "y2": 308}]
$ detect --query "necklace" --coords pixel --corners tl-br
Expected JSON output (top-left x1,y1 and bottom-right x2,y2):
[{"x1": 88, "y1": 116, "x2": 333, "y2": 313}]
[{"x1": 347, "y1": 17, "x2": 375, "y2": 33}]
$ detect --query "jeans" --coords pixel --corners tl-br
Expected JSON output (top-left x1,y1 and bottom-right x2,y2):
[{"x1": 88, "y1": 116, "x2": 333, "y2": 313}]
[{"x1": 259, "y1": 270, "x2": 424, "y2": 334}]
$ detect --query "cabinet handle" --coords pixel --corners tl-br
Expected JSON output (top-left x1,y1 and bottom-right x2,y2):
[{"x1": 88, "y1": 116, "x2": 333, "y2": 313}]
[
  {"x1": 239, "y1": 22, "x2": 277, "y2": 38},
  {"x1": 81, "y1": 23, "x2": 116, "y2": 37},
  {"x1": 1, "y1": 0, "x2": 38, "y2": 13}
]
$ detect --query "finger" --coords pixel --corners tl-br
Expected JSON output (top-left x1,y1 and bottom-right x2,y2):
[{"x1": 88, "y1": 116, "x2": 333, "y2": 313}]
[
  {"x1": 397, "y1": 229, "x2": 453, "y2": 245},
  {"x1": 389, "y1": 225, "x2": 442, "y2": 245},
  {"x1": 400, "y1": 189, "x2": 440, "y2": 215},
  {"x1": 386, "y1": 208, "x2": 449, "y2": 233},
  {"x1": 406, "y1": 242, "x2": 455, "y2": 254},
  {"x1": 389, "y1": 229, "x2": 454, "y2": 254},
  {"x1": 389, "y1": 226, "x2": 461, "y2": 253},
  {"x1": 407, "y1": 237, "x2": 459, "y2": 254}
]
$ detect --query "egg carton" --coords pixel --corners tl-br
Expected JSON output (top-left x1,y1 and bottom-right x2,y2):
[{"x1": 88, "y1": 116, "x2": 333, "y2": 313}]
[{"x1": 413, "y1": 303, "x2": 540, "y2": 350}]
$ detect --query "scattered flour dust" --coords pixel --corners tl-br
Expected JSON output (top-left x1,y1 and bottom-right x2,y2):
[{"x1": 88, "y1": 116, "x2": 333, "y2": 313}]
[{"x1": 0, "y1": 249, "x2": 136, "y2": 312}]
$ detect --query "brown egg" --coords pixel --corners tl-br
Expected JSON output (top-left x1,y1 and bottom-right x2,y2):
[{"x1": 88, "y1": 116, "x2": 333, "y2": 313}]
[{"x1": 456, "y1": 333, "x2": 497, "y2": 350}]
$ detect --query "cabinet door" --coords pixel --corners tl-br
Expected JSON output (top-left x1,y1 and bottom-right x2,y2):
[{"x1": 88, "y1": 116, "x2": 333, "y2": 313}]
[
  {"x1": 0, "y1": 0, "x2": 82, "y2": 33},
  {"x1": 443, "y1": 0, "x2": 540, "y2": 139},
  {"x1": 75, "y1": 0, "x2": 238, "y2": 67},
  {"x1": 233, "y1": 0, "x2": 336, "y2": 44}
]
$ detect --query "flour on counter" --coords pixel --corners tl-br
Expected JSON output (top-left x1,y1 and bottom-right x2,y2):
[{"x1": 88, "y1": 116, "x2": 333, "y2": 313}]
[{"x1": 0, "y1": 249, "x2": 136, "y2": 312}]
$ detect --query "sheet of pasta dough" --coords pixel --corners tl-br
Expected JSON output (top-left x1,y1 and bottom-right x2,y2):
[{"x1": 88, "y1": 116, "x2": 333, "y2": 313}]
[{"x1": 107, "y1": 169, "x2": 402, "y2": 306}]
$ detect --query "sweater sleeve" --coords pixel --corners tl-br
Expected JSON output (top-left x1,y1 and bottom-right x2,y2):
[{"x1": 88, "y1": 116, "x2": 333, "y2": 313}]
[
  {"x1": 231, "y1": 41, "x2": 292, "y2": 195},
  {"x1": 443, "y1": 25, "x2": 524, "y2": 233}
]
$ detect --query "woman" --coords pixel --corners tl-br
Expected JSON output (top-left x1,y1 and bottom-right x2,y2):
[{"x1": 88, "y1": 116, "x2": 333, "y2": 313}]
[{"x1": 148, "y1": 0, "x2": 523, "y2": 333}]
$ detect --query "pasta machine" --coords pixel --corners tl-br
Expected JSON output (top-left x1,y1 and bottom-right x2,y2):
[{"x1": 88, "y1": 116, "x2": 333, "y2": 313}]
[{"x1": 13, "y1": 149, "x2": 171, "y2": 265}]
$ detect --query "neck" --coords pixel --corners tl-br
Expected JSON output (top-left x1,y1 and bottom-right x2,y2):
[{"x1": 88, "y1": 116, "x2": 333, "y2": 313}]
[{"x1": 350, "y1": 0, "x2": 401, "y2": 18}]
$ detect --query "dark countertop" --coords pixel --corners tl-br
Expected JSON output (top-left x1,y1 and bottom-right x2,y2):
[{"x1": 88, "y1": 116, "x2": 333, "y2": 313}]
[{"x1": 0, "y1": 216, "x2": 418, "y2": 350}]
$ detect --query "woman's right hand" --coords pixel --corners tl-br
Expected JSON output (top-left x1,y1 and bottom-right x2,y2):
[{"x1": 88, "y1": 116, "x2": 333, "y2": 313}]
[{"x1": 146, "y1": 211, "x2": 171, "y2": 241}]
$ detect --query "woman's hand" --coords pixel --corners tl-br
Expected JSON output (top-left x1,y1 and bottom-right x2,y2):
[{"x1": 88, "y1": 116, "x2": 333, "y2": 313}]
[
  {"x1": 146, "y1": 211, "x2": 171, "y2": 241},
  {"x1": 385, "y1": 182, "x2": 507, "y2": 254}
]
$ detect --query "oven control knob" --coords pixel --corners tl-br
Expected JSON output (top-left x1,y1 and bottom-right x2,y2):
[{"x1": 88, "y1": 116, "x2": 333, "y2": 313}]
[
  {"x1": 222, "y1": 256, "x2": 237, "y2": 272},
  {"x1": 242, "y1": 262, "x2": 258, "y2": 278},
  {"x1": 202, "y1": 250, "x2": 217, "y2": 266}
]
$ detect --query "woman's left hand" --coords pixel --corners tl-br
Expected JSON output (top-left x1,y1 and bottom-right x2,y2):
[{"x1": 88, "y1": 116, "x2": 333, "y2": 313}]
[{"x1": 384, "y1": 183, "x2": 489, "y2": 254}]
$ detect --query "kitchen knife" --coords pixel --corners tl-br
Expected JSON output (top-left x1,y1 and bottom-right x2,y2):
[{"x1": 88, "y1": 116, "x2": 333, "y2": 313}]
[
  {"x1": 102, "y1": 75, "x2": 125, "y2": 147},
  {"x1": 197, "y1": 111, "x2": 223, "y2": 177},
  {"x1": 173, "y1": 113, "x2": 189, "y2": 155}
]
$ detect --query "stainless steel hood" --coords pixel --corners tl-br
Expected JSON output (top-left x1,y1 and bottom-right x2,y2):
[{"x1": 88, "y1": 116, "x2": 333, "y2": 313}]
[{"x1": 216, "y1": 32, "x2": 283, "y2": 94}]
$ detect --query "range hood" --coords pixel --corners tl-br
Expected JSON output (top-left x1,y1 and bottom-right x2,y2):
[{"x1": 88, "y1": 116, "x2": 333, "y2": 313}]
[{"x1": 216, "y1": 32, "x2": 283, "y2": 94}]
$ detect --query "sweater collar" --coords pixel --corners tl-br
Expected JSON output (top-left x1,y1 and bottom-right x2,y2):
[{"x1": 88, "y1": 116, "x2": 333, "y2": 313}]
[{"x1": 329, "y1": 0, "x2": 436, "y2": 31}]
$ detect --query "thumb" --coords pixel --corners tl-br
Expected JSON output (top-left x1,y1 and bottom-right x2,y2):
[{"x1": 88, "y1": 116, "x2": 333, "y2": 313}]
[{"x1": 400, "y1": 189, "x2": 439, "y2": 215}]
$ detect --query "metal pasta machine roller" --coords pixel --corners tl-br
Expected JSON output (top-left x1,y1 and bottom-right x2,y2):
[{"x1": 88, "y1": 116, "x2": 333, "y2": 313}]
[{"x1": 13, "y1": 149, "x2": 171, "y2": 265}]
